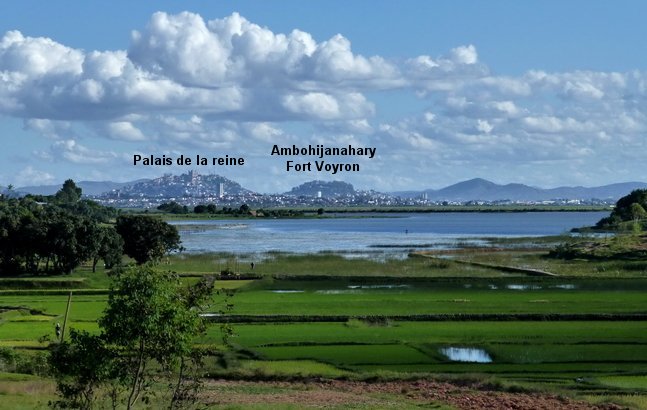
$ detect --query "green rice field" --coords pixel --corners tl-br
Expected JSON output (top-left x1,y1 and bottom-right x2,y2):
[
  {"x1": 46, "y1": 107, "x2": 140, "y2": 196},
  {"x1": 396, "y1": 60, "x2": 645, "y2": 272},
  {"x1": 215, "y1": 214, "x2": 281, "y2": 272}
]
[{"x1": 2, "y1": 248, "x2": 647, "y2": 408}]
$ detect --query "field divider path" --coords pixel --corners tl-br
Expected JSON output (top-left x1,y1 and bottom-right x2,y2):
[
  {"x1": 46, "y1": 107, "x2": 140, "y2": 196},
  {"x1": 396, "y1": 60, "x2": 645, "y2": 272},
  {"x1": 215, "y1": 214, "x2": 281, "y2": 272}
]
[{"x1": 412, "y1": 252, "x2": 558, "y2": 276}]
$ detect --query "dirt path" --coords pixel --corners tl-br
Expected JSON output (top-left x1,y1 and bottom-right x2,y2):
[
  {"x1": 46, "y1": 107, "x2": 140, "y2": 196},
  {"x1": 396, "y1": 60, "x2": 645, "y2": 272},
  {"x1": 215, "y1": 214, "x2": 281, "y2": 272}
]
[
  {"x1": 202, "y1": 379, "x2": 624, "y2": 409},
  {"x1": 413, "y1": 252, "x2": 558, "y2": 276}
]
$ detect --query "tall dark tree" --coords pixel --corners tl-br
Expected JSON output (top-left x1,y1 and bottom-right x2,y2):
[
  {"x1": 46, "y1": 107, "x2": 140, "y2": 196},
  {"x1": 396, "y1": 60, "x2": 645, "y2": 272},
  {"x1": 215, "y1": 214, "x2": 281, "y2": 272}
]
[
  {"x1": 115, "y1": 215, "x2": 181, "y2": 264},
  {"x1": 55, "y1": 179, "x2": 82, "y2": 203},
  {"x1": 0, "y1": 199, "x2": 27, "y2": 273},
  {"x1": 157, "y1": 201, "x2": 188, "y2": 214},
  {"x1": 596, "y1": 189, "x2": 647, "y2": 228},
  {"x1": 16, "y1": 209, "x2": 47, "y2": 272},
  {"x1": 76, "y1": 218, "x2": 102, "y2": 271},
  {"x1": 93, "y1": 226, "x2": 124, "y2": 272},
  {"x1": 193, "y1": 204, "x2": 207, "y2": 214},
  {"x1": 45, "y1": 210, "x2": 82, "y2": 274}
]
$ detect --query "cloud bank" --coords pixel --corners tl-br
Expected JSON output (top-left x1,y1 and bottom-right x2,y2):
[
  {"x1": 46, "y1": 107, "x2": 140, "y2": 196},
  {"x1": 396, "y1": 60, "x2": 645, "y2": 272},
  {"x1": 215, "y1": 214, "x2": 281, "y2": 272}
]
[{"x1": 1, "y1": 11, "x2": 646, "y2": 189}]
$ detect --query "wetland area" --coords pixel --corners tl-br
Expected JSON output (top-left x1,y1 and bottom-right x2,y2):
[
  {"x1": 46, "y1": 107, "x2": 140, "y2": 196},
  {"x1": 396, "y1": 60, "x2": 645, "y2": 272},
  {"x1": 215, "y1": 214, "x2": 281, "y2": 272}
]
[{"x1": 2, "y1": 211, "x2": 647, "y2": 409}]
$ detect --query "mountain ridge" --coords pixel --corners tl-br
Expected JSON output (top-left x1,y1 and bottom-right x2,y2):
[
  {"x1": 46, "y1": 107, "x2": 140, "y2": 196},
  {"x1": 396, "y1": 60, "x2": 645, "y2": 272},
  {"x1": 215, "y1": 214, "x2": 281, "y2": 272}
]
[
  {"x1": 11, "y1": 174, "x2": 647, "y2": 201},
  {"x1": 393, "y1": 178, "x2": 647, "y2": 201}
]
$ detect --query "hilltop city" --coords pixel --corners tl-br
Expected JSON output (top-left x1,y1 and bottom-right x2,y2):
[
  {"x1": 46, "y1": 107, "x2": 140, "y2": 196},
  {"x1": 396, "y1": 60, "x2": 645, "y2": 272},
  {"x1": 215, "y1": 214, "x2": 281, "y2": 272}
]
[{"x1": 9, "y1": 171, "x2": 646, "y2": 209}]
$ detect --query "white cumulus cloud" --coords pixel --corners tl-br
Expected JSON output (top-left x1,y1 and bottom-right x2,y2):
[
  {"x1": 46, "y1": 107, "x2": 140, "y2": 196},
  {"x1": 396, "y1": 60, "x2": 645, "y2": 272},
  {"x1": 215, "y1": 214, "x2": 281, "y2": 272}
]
[
  {"x1": 50, "y1": 139, "x2": 118, "y2": 164},
  {"x1": 14, "y1": 166, "x2": 55, "y2": 186},
  {"x1": 450, "y1": 45, "x2": 478, "y2": 65}
]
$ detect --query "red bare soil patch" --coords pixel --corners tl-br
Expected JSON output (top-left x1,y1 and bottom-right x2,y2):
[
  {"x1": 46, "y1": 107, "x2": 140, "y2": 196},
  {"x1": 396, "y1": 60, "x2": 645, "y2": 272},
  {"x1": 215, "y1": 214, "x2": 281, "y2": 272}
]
[{"x1": 202, "y1": 379, "x2": 624, "y2": 409}]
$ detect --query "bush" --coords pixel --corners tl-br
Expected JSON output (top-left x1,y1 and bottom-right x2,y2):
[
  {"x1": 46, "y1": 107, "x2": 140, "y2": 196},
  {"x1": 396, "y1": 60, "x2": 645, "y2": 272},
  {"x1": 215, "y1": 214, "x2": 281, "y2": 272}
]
[
  {"x1": 0, "y1": 347, "x2": 50, "y2": 376},
  {"x1": 0, "y1": 347, "x2": 19, "y2": 372}
]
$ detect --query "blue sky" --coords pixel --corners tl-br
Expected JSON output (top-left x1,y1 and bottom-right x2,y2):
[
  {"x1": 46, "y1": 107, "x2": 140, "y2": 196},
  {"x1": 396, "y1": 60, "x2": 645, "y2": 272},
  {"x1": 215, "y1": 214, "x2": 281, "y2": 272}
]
[{"x1": 1, "y1": 1, "x2": 647, "y2": 192}]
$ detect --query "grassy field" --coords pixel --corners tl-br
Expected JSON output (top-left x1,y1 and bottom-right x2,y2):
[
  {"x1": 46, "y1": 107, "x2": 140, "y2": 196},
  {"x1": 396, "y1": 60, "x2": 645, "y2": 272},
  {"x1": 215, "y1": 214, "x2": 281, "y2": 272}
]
[
  {"x1": 226, "y1": 277, "x2": 647, "y2": 315},
  {"x1": 3, "y1": 277, "x2": 647, "y2": 325}
]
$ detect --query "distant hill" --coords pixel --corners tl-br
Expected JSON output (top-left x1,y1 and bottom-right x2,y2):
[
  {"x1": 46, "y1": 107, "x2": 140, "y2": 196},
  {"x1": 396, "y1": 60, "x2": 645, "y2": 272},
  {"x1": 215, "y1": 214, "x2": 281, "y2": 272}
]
[
  {"x1": 393, "y1": 178, "x2": 647, "y2": 201},
  {"x1": 16, "y1": 180, "x2": 147, "y2": 196},
  {"x1": 12, "y1": 174, "x2": 647, "y2": 202},
  {"x1": 104, "y1": 171, "x2": 253, "y2": 198},
  {"x1": 285, "y1": 180, "x2": 355, "y2": 197},
  {"x1": 543, "y1": 183, "x2": 647, "y2": 201}
]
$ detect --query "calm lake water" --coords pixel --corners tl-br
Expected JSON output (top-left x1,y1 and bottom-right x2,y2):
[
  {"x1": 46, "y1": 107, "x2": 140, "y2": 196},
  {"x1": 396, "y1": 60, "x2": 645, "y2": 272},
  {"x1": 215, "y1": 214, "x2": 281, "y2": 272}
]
[{"x1": 172, "y1": 211, "x2": 609, "y2": 254}]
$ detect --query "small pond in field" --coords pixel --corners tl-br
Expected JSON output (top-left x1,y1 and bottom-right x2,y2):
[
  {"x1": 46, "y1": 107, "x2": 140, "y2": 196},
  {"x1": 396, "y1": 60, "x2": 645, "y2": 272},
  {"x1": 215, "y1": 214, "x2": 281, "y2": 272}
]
[
  {"x1": 347, "y1": 284, "x2": 411, "y2": 289},
  {"x1": 440, "y1": 347, "x2": 492, "y2": 363},
  {"x1": 270, "y1": 290, "x2": 305, "y2": 294}
]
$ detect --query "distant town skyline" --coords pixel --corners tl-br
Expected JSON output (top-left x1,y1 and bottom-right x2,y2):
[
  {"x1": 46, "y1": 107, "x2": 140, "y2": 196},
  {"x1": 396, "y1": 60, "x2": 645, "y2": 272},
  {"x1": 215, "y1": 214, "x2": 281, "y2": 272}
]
[{"x1": 2, "y1": 1, "x2": 647, "y2": 192}]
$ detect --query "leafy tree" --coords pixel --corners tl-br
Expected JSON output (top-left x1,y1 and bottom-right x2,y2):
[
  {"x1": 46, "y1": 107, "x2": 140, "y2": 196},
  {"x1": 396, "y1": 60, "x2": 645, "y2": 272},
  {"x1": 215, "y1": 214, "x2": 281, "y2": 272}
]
[
  {"x1": 615, "y1": 190, "x2": 647, "y2": 218},
  {"x1": 38, "y1": 205, "x2": 98, "y2": 274},
  {"x1": 0, "y1": 199, "x2": 28, "y2": 273},
  {"x1": 630, "y1": 202, "x2": 647, "y2": 221},
  {"x1": 50, "y1": 266, "x2": 216, "y2": 409},
  {"x1": 596, "y1": 189, "x2": 647, "y2": 229},
  {"x1": 62, "y1": 199, "x2": 119, "y2": 223},
  {"x1": 193, "y1": 204, "x2": 208, "y2": 214},
  {"x1": 55, "y1": 179, "x2": 82, "y2": 203},
  {"x1": 75, "y1": 219, "x2": 102, "y2": 272},
  {"x1": 45, "y1": 209, "x2": 87, "y2": 274},
  {"x1": 157, "y1": 201, "x2": 188, "y2": 214},
  {"x1": 192, "y1": 204, "x2": 217, "y2": 214},
  {"x1": 115, "y1": 215, "x2": 181, "y2": 264},
  {"x1": 18, "y1": 207, "x2": 48, "y2": 273},
  {"x1": 92, "y1": 226, "x2": 124, "y2": 272},
  {"x1": 47, "y1": 218, "x2": 77, "y2": 273},
  {"x1": 100, "y1": 266, "x2": 213, "y2": 408},
  {"x1": 49, "y1": 330, "x2": 116, "y2": 410}
]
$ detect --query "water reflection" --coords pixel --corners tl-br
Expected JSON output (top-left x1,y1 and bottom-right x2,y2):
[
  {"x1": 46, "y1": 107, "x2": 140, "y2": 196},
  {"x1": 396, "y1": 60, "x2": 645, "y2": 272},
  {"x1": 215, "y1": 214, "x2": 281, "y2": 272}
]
[
  {"x1": 440, "y1": 347, "x2": 492, "y2": 363},
  {"x1": 269, "y1": 290, "x2": 304, "y2": 294}
]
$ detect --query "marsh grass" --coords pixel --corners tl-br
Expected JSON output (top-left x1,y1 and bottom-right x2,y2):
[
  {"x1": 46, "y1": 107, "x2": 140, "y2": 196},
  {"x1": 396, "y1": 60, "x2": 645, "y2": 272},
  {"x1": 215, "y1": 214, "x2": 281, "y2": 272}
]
[
  {"x1": 170, "y1": 252, "x2": 500, "y2": 278},
  {"x1": 462, "y1": 249, "x2": 647, "y2": 277},
  {"x1": 168, "y1": 238, "x2": 647, "y2": 280}
]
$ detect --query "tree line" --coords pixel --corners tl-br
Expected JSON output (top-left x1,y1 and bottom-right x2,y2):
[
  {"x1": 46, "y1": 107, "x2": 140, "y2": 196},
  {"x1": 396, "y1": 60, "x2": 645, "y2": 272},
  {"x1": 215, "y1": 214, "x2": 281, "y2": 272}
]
[
  {"x1": 158, "y1": 201, "x2": 306, "y2": 217},
  {"x1": 0, "y1": 180, "x2": 181, "y2": 275},
  {"x1": 2, "y1": 180, "x2": 222, "y2": 409}
]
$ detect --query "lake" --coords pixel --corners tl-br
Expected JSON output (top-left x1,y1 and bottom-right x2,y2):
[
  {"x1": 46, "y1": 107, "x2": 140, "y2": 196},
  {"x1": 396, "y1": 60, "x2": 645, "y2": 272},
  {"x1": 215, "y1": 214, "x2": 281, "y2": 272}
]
[{"x1": 172, "y1": 211, "x2": 608, "y2": 254}]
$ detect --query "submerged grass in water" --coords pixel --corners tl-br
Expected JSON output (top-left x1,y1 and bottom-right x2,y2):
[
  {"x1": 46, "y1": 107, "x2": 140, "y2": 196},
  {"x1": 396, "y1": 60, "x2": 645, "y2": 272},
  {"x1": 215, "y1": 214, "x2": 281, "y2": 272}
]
[{"x1": 167, "y1": 252, "x2": 502, "y2": 278}]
